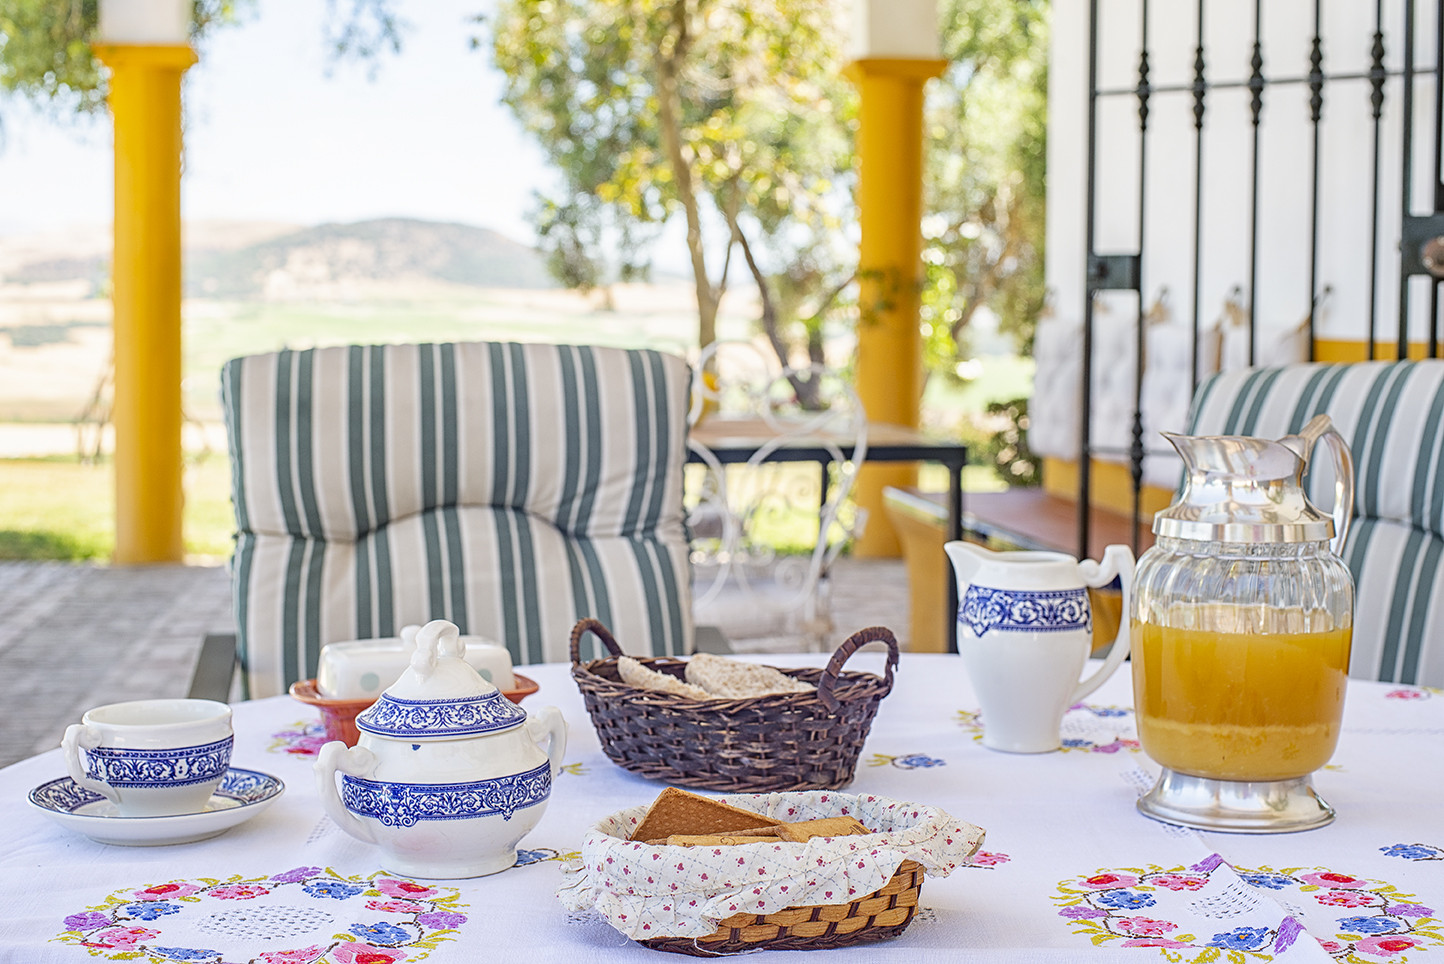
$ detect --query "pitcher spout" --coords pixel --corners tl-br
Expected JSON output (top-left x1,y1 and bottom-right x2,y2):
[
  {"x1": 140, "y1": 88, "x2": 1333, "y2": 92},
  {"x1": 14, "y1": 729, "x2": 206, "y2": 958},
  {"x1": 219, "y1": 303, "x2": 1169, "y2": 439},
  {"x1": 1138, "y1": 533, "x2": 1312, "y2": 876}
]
[
  {"x1": 943, "y1": 541, "x2": 992, "y2": 586},
  {"x1": 1162, "y1": 430, "x2": 1305, "y2": 485}
]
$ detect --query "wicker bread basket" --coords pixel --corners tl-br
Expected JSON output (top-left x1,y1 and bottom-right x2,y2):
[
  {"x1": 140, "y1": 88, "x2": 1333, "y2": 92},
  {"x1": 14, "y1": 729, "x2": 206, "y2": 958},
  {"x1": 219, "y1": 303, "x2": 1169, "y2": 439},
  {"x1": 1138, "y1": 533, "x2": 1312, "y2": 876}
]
[
  {"x1": 640, "y1": 859, "x2": 924, "y2": 956},
  {"x1": 569, "y1": 619, "x2": 898, "y2": 792}
]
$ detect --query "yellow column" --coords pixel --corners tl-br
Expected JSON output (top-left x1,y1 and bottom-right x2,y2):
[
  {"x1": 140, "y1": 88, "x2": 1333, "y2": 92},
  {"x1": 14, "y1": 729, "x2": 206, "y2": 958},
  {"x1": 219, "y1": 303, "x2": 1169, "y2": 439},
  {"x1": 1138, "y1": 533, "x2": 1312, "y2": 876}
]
[
  {"x1": 846, "y1": 57, "x2": 946, "y2": 557},
  {"x1": 94, "y1": 44, "x2": 196, "y2": 564}
]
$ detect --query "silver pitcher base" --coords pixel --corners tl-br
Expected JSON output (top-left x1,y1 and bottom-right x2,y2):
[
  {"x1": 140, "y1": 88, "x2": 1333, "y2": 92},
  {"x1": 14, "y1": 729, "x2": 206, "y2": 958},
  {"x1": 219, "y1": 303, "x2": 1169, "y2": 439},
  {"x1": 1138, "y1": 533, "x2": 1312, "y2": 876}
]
[{"x1": 1137, "y1": 768, "x2": 1335, "y2": 834}]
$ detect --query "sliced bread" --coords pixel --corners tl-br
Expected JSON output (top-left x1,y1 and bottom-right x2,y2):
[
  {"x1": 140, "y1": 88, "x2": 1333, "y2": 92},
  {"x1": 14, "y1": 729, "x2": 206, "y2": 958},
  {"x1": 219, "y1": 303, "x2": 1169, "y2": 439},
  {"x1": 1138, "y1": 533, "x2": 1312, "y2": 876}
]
[
  {"x1": 617, "y1": 656, "x2": 712, "y2": 699},
  {"x1": 684, "y1": 651, "x2": 816, "y2": 698}
]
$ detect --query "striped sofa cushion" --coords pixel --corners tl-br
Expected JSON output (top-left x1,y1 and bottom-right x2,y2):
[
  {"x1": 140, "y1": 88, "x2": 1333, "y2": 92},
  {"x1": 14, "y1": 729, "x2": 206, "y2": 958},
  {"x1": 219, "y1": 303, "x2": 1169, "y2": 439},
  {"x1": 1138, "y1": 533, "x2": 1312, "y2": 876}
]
[
  {"x1": 223, "y1": 342, "x2": 693, "y2": 698},
  {"x1": 1186, "y1": 360, "x2": 1444, "y2": 686}
]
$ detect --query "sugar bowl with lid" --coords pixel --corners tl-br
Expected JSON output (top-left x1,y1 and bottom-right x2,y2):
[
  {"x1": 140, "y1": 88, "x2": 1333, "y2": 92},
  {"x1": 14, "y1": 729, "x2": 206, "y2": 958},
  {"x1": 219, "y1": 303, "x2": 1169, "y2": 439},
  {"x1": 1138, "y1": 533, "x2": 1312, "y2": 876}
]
[{"x1": 315, "y1": 619, "x2": 567, "y2": 878}]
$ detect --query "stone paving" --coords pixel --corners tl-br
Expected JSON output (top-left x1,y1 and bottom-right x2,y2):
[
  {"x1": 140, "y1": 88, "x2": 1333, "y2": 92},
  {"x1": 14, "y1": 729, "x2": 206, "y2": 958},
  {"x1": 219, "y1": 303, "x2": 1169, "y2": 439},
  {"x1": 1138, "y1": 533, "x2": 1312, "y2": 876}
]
[
  {"x1": 0, "y1": 557, "x2": 913, "y2": 770},
  {"x1": 0, "y1": 561, "x2": 236, "y2": 768}
]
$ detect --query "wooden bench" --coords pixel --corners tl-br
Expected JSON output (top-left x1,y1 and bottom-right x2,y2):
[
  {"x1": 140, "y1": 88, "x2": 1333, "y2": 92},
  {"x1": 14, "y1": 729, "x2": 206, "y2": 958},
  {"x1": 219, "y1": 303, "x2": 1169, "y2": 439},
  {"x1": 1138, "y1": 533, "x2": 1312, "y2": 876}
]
[{"x1": 882, "y1": 486, "x2": 1154, "y2": 654}]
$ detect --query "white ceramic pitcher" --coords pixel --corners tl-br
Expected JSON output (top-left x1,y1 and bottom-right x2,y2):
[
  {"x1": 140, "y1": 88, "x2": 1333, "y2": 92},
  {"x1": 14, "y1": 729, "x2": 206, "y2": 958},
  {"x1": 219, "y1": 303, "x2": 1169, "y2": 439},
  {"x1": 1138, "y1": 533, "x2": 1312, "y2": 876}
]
[{"x1": 945, "y1": 542, "x2": 1134, "y2": 753}]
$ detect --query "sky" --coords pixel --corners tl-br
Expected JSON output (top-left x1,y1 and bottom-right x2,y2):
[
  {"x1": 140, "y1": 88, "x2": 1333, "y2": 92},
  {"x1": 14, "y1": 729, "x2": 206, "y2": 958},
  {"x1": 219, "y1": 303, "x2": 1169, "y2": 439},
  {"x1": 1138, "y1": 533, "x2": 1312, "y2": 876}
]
[{"x1": 0, "y1": 0, "x2": 553, "y2": 245}]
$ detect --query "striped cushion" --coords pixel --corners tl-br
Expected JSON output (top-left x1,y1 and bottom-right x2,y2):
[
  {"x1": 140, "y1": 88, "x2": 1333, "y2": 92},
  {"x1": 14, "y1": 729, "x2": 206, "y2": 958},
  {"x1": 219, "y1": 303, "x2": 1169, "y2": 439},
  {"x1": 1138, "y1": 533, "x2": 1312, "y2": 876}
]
[
  {"x1": 223, "y1": 342, "x2": 693, "y2": 698},
  {"x1": 1186, "y1": 360, "x2": 1444, "y2": 685}
]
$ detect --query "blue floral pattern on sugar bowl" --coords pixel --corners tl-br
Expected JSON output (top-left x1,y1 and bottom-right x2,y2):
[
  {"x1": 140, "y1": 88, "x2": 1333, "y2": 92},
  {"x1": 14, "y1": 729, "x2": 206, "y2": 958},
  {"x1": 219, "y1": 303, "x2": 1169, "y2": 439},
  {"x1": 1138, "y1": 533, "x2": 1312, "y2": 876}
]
[
  {"x1": 316, "y1": 619, "x2": 566, "y2": 879},
  {"x1": 356, "y1": 690, "x2": 527, "y2": 740}
]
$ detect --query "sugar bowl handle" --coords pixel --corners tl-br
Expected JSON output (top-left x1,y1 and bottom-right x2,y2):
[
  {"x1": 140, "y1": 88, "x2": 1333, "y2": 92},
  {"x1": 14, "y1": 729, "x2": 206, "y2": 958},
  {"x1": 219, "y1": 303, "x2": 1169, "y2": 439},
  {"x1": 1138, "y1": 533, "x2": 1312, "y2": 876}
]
[
  {"x1": 524, "y1": 706, "x2": 568, "y2": 777},
  {"x1": 315, "y1": 741, "x2": 379, "y2": 844}
]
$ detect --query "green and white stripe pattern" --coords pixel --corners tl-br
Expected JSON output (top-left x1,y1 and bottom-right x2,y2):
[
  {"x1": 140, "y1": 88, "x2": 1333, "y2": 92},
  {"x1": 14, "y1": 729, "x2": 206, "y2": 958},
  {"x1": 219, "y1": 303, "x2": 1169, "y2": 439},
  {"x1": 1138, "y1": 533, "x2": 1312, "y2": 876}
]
[
  {"x1": 1186, "y1": 360, "x2": 1444, "y2": 686},
  {"x1": 223, "y1": 342, "x2": 693, "y2": 698}
]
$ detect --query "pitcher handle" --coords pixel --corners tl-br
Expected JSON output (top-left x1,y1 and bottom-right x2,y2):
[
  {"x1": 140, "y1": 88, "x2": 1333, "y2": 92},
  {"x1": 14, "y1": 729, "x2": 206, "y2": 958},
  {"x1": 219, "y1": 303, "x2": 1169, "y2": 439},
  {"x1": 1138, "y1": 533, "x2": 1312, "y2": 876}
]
[
  {"x1": 1070, "y1": 544, "x2": 1135, "y2": 703},
  {"x1": 1317, "y1": 425, "x2": 1355, "y2": 557}
]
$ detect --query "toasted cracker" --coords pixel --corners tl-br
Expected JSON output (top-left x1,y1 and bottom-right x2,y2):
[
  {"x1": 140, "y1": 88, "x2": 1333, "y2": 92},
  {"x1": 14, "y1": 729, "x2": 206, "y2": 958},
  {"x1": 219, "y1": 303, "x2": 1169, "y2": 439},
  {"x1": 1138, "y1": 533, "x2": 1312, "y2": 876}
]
[
  {"x1": 662, "y1": 833, "x2": 784, "y2": 847},
  {"x1": 773, "y1": 816, "x2": 872, "y2": 842},
  {"x1": 629, "y1": 787, "x2": 782, "y2": 842}
]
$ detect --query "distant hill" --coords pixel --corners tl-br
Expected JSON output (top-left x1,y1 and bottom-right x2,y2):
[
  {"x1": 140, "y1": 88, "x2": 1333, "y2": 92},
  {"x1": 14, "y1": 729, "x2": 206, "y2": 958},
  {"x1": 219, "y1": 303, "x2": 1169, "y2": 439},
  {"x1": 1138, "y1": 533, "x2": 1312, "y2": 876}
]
[
  {"x1": 0, "y1": 218, "x2": 558, "y2": 296},
  {"x1": 185, "y1": 218, "x2": 558, "y2": 297}
]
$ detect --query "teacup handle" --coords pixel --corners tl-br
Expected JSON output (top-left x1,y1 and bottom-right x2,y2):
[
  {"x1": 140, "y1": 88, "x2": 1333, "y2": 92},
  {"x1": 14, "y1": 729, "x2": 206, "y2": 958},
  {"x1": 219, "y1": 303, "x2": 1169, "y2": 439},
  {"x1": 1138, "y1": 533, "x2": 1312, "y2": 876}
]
[
  {"x1": 1071, "y1": 544, "x2": 1135, "y2": 703},
  {"x1": 61, "y1": 724, "x2": 119, "y2": 804},
  {"x1": 524, "y1": 706, "x2": 569, "y2": 777}
]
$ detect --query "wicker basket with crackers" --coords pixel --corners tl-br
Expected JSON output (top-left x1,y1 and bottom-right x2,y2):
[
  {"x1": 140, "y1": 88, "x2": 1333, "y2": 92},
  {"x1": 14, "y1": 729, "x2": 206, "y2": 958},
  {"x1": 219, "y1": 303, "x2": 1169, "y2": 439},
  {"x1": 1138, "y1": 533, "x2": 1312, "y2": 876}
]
[
  {"x1": 569, "y1": 619, "x2": 899, "y2": 792},
  {"x1": 558, "y1": 786, "x2": 985, "y2": 955}
]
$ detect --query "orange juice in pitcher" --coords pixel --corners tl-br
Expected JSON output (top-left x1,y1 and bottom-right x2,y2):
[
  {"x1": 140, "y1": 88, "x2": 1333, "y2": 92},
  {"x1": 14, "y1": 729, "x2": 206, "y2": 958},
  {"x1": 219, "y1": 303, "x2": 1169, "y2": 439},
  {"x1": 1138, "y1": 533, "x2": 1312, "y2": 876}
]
[
  {"x1": 1131, "y1": 619, "x2": 1351, "y2": 781},
  {"x1": 1131, "y1": 414, "x2": 1355, "y2": 833}
]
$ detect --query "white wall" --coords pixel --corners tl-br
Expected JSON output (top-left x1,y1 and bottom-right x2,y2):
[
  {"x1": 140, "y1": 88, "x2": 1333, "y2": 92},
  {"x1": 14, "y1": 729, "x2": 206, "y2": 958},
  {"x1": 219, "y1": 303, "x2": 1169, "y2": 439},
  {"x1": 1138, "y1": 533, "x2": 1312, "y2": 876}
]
[{"x1": 1037, "y1": 0, "x2": 1442, "y2": 483}]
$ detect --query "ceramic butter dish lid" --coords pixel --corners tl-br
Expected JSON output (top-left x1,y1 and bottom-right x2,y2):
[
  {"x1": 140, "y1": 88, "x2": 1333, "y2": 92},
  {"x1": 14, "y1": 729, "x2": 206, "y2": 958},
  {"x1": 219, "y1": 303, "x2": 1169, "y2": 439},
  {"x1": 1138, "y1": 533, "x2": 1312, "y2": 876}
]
[{"x1": 354, "y1": 619, "x2": 527, "y2": 741}]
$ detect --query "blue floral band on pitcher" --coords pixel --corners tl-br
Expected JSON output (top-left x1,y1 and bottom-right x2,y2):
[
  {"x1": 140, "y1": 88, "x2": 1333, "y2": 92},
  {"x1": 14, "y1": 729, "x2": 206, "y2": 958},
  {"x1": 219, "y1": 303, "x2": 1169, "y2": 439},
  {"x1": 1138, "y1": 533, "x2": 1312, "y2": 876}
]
[
  {"x1": 341, "y1": 761, "x2": 552, "y2": 826},
  {"x1": 84, "y1": 736, "x2": 233, "y2": 788},
  {"x1": 960, "y1": 586, "x2": 1092, "y2": 637}
]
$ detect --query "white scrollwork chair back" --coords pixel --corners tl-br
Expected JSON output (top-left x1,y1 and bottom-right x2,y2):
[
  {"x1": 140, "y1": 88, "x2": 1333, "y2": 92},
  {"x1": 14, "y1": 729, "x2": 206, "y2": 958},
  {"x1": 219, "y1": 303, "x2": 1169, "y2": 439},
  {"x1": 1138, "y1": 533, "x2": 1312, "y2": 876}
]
[{"x1": 685, "y1": 340, "x2": 869, "y2": 652}]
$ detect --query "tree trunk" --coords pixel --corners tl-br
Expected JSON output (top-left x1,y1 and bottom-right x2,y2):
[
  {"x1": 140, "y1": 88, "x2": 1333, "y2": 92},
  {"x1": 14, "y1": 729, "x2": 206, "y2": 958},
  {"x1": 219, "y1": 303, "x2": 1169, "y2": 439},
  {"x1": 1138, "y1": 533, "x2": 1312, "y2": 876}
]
[{"x1": 655, "y1": 0, "x2": 721, "y2": 349}]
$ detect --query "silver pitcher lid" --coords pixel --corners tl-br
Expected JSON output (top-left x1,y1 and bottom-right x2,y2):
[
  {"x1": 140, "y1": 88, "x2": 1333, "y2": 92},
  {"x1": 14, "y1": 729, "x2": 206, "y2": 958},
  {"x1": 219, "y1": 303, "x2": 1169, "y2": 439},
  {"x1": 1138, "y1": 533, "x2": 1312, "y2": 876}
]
[{"x1": 1153, "y1": 419, "x2": 1347, "y2": 545}]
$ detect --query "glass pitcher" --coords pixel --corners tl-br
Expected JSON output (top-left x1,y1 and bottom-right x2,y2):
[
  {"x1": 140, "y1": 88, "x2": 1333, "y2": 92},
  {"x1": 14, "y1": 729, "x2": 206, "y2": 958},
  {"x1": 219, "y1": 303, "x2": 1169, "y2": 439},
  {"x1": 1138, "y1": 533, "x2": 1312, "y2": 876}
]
[{"x1": 1131, "y1": 414, "x2": 1355, "y2": 832}]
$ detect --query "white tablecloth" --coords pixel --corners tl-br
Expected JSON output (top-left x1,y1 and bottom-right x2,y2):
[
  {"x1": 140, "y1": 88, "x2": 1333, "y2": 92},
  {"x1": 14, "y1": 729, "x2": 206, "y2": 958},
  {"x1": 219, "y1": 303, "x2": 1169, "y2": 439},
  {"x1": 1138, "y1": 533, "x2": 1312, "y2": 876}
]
[{"x1": 2, "y1": 653, "x2": 1443, "y2": 963}]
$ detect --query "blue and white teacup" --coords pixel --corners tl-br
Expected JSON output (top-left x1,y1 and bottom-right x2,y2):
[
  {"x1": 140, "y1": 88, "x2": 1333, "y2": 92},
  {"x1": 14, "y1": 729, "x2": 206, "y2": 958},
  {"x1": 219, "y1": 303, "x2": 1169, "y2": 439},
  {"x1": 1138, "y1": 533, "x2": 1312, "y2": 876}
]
[{"x1": 61, "y1": 699, "x2": 233, "y2": 817}]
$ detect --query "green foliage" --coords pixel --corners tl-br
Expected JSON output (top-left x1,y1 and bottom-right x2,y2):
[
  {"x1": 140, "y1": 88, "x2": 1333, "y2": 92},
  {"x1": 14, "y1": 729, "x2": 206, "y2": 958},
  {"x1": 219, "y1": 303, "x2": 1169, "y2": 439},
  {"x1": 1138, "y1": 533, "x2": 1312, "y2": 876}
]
[
  {"x1": 923, "y1": 0, "x2": 1049, "y2": 361},
  {"x1": 976, "y1": 396, "x2": 1040, "y2": 487},
  {"x1": 488, "y1": 0, "x2": 1049, "y2": 378},
  {"x1": 487, "y1": 0, "x2": 856, "y2": 358},
  {"x1": 0, "y1": 0, "x2": 401, "y2": 125},
  {"x1": 0, "y1": 0, "x2": 243, "y2": 116}
]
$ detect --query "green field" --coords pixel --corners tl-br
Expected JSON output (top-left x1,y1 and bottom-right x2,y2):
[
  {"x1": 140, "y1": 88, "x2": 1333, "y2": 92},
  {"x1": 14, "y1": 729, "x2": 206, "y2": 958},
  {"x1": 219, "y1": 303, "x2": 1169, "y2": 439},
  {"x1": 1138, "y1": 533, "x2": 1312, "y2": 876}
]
[
  {"x1": 0, "y1": 295, "x2": 1032, "y2": 561},
  {"x1": 0, "y1": 454, "x2": 235, "y2": 561}
]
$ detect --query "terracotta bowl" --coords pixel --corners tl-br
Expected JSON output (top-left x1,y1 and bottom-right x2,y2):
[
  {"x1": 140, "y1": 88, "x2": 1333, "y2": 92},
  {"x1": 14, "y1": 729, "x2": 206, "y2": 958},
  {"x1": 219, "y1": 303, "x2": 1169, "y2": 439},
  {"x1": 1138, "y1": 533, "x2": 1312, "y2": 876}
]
[{"x1": 289, "y1": 673, "x2": 541, "y2": 747}]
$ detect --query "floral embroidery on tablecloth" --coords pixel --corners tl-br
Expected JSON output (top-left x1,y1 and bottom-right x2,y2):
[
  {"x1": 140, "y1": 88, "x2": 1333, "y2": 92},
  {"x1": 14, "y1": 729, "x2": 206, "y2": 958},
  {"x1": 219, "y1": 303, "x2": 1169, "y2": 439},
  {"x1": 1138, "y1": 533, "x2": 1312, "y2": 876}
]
[
  {"x1": 515, "y1": 847, "x2": 582, "y2": 867},
  {"x1": 267, "y1": 720, "x2": 328, "y2": 757},
  {"x1": 968, "y1": 851, "x2": 1011, "y2": 869},
  {"x1": 1384, "y1": 688, "x2": 1440, "y2": 701},
  {"x1": 867, "y1": 753, "x2": 946, "y2": 769},
  {"x1": 1383, "y1": 844, "x2": 1444, "y2": 862},
  {"x1": 956, "y1": 703, "x2": 1141, "y2": 753},
  {"x1": 1055, "y1": 853, "x2": 1444, "y2": 961},
  {"x1": 558, "y1": 762, "x2": 587, "y2": 776},
  {"x1": 56, "y1": 866, "x2": 469, "y2": 963}
]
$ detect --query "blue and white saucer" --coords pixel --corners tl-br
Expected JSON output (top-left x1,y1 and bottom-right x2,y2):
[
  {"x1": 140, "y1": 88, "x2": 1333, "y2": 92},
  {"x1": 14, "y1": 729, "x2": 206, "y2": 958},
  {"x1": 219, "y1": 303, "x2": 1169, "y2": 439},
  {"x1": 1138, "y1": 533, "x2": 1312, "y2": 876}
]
[{"x1": 28, "y1": 767, "x2": 285, "y2": 846}]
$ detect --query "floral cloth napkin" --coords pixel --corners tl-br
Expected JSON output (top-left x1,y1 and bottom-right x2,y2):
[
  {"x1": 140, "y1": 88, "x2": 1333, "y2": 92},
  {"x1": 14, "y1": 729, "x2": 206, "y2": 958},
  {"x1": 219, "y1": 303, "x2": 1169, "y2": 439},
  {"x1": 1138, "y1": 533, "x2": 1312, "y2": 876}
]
[{"x1": 557, "y1": 789, "x2": 985, "y2": 940}]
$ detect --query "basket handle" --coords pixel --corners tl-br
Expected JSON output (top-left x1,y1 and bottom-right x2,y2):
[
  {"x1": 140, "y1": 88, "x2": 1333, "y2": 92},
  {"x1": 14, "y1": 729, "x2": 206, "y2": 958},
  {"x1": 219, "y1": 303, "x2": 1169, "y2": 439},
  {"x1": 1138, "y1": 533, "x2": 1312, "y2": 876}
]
[
  {"x1": 817, "y1": 626, "x2": 899, "y2": 712},
  {"x1": 570, "y1": 618, "x2": 625, "y2": 664}
]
